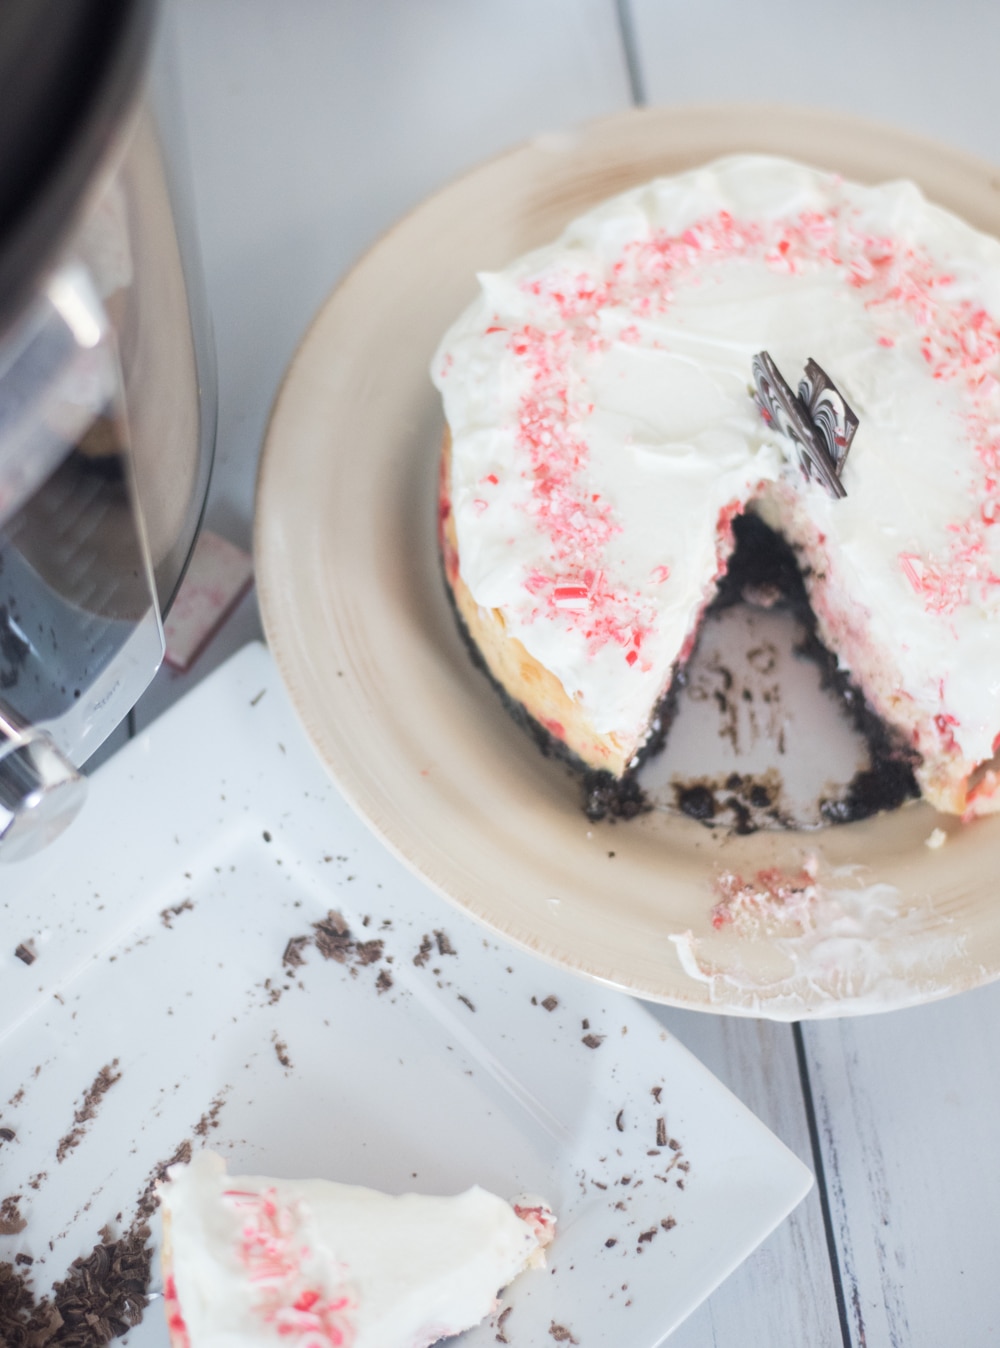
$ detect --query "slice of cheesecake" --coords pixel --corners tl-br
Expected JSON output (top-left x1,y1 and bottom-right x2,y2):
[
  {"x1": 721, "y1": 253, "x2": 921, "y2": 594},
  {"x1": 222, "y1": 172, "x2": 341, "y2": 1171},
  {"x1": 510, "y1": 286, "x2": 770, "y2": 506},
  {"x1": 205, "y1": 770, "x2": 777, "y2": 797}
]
[{"x1": 158, "y1": 1150, "x2": 555, "y2": 1348}]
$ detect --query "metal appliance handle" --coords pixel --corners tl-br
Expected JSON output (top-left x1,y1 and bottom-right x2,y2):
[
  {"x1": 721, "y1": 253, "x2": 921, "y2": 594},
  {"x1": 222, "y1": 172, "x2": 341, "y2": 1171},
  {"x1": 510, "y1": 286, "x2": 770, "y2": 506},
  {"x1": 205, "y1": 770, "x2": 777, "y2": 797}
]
[{"x1": 0, "y1": 696, "x2": 86, "y2": 862}]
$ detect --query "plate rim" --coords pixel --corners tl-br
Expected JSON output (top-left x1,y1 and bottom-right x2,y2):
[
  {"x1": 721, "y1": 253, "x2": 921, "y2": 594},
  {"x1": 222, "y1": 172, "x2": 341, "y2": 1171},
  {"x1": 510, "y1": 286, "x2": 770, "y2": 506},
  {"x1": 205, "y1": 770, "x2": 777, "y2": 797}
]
[{"x1": 254, "y1": 103, "x2": 1000, "y2": 1020}]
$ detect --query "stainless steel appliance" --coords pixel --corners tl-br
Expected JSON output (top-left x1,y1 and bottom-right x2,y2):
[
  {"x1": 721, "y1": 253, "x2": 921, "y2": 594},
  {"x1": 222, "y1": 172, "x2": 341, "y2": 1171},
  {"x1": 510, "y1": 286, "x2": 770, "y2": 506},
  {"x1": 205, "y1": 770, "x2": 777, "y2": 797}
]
[{"x1": 0, "y1": 0, "x2": 215, "y2": 860}]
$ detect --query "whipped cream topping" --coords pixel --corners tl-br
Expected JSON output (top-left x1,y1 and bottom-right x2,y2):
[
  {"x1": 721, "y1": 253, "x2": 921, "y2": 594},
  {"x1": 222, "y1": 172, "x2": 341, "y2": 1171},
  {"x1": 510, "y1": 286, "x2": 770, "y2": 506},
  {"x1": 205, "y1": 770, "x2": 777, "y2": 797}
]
[
  {"x1": 433, "y1": 155, "x2": 1000, "y2": 783},
  {"x1": 159, "y1": 1151, "x2": 553, "y2": 1348}
]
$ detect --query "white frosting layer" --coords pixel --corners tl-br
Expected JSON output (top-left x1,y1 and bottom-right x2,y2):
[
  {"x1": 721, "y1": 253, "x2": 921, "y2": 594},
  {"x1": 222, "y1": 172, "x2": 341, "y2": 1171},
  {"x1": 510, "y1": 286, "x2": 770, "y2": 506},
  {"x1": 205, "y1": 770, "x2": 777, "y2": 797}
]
[
  {"x1": 160, "y1": 1151, "x2": 552, "y2": 1348},
  {"x1": 433, "y1": 155, "x2": 1000, "y2": 802}
]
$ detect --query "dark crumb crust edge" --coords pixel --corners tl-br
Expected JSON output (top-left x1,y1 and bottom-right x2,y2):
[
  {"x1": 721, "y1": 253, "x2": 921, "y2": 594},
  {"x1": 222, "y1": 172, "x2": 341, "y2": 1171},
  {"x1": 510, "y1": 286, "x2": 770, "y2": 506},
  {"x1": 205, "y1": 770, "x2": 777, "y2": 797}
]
[{"x1": 441, "y1": 509, "x2": 920, "y2": 829}]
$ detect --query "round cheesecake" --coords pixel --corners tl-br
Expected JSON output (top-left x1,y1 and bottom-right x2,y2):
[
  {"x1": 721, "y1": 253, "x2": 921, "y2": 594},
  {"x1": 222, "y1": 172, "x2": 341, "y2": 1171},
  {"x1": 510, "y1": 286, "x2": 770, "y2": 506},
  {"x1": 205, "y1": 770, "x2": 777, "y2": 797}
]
[{"x1": 432, "y1": 154, "x2": 1000, "y2": 820}]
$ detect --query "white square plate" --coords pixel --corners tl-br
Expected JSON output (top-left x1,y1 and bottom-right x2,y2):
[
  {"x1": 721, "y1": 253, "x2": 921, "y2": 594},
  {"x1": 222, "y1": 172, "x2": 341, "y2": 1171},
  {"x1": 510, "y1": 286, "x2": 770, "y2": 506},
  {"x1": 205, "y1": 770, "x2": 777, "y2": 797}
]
[{"x1": 1, "y1": 643, "x2": 811, "y2": 1347}]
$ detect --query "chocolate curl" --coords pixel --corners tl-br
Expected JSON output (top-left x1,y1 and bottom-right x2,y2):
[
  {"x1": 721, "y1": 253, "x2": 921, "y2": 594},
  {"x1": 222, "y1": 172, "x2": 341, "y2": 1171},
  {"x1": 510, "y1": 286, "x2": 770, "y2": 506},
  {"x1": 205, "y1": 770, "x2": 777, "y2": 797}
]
[{"x1": 751, "y1": 352, "x2": 858, "y2": 499}]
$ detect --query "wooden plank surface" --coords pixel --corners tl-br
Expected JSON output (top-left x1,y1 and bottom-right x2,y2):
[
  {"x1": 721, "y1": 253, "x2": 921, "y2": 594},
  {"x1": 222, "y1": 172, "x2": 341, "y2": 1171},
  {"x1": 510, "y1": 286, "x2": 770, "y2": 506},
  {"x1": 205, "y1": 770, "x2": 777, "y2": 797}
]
[
  {"x1": 801, "y1": 983, "x2": 1000, "y2": 1347},
  {"x1": 653, "y1": 1009, "x2": 843, "y2": 1347}
]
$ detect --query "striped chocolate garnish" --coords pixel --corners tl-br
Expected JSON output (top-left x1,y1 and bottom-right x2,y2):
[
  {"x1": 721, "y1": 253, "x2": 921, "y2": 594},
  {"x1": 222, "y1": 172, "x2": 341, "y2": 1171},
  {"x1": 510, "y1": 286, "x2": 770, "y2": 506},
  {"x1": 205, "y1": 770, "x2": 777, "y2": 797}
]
[{"x1": 751, "y1": 352, "x2": 858, "y2": 499}]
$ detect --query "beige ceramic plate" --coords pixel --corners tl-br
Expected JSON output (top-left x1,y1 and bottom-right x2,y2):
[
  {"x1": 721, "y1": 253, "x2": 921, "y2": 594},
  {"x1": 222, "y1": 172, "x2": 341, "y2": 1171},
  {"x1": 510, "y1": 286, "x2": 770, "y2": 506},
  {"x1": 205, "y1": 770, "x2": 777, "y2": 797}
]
[{"x1": 255, "y1": 105, "x2": 1000, "y2": 1019}]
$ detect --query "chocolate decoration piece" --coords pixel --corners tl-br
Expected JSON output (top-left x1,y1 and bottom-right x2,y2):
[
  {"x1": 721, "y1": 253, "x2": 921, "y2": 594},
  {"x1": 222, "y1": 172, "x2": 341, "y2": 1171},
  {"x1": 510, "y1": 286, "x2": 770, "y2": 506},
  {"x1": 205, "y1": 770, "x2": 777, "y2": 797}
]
[
  {"x1": 799, "y1": 357, "x2": 859, "y2": 474},
  {"x1": 751, "y1": 351, "x2": 855, "y2": 499}
]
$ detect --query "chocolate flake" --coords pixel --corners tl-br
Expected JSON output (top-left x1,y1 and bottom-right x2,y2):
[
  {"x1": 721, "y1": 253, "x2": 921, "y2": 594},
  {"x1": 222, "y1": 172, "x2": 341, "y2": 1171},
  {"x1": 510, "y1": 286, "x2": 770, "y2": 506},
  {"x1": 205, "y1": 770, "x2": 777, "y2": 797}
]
[
  {"x1": 638, "y1": 1226, "x2": 658, "y2": 1244},
  {"x1": 272, "y1": 1036, "x2": 292, "y2": 1070},
  {"x1": 136, "y1": 1140, "x2": 192, "y2": 1221},
  {"x1": 457, "y1": 994, "x2": 476, "y2": 1013},
  {"x1": 604, "y1": 1237, "x2": 617, "y2": 1248},
  {"x1": 354, "y1": 939, "x2": 384, "y2": 967},
  {"x1": 282, "y1": 935, "x2": 309, "y2": 969},
  {"x1": 615, "y1": 1110, "x2": 625, "y2": 1132},
  {"x1": 312, "y1": 911, "x2": 353, "y2": 963},
  {"x1": 375, "y1": 969, "x2": 393, "y2": 995},
  {"x1": 656, "y1": 1117, "x2": 667, "y2": 1147},
  {"x1": 14, "y1": 942, "x2": 35, "y2": 966},
  {"x1": 434, "y1": 930, "x2": 457, "y2": 957},
  {"x1": 0, "y1": 1195, "x2": 26, "y2": 1235},
  {"x1": 495, "y1": 1304, "x2": 513, "y2": 1343},
  {"x1": 0, "y1": 1127, "x2": 15, "y2": 1143},
  {"x1": 541, "y1": 995, "x2": 559, "y2": 1012},
  {"x1": 582, "y1": 1033, "x2": 605, "y2": 1049},
  {"x1": 661, "y1": 1216, "x2": 677, "y2": 1231},
  {"x1": 0, "y1": 1218, "x2": 153, "y2": 1347},
  {"x1": 55, "y1": 1062, "x2": 122, "y2": 1164},
  {"x1": 549, "y1": 1323, "x2": 579, "y2": 1344},
  {"x1": 413, "y1": 935, "x2": 434, "y2": 967},
  {"x1": 193, "y1": 1094, "x2": 226, "y2": 1139},
  {"x1": 159, "y1": 899, "x2": 193, "y2": 929}
]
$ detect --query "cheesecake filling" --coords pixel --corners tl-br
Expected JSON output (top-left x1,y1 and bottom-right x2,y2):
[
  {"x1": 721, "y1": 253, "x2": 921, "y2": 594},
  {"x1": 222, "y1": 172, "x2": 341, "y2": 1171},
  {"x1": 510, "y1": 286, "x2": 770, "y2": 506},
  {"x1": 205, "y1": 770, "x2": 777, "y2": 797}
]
[{"x1": 159, "y1": 1151, "x2": 554, "y2": 1348}]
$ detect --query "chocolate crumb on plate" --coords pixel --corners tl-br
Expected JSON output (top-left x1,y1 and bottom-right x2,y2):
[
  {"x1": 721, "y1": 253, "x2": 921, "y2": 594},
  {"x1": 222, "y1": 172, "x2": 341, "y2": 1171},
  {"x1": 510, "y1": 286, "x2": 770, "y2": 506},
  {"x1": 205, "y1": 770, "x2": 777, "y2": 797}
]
[
  {"x1": 434, "y1": 930, "x2": 457, "y2": 957},
  {"x1": 55, "y1": 1062, "x2": 122, "y2": 1164},
  {"x1": 0, "y1": 1195, "x2": 27, "y2": 1235},
  {"x1": 311, "y1": 910, "x2": 354, "y2": 963},
  {"x1": 159, "y1": 899, "x2": 194, "y2": 929},
  {"x1": 0, "y1": 1218, "x2": 153, "y2": 1348},
  {"x1": 549, "y1": 1322, "x2": 579, "y2": 1344},
  {"x1": 541, "y1": 994, "x2": 559, "y2": 1011},
  {"x1": 582, "y1": 1033, "x2": 605, "y2": 1049},
  {"x1": 14, "y1": 942, "x2": 35, "y2": 966},
  {"x1": 495, "y1": 1304, "x2": 513, "y2": 1343},
  {"x1": 282, "y1": 935, "x2": 309, "y2": 969}
]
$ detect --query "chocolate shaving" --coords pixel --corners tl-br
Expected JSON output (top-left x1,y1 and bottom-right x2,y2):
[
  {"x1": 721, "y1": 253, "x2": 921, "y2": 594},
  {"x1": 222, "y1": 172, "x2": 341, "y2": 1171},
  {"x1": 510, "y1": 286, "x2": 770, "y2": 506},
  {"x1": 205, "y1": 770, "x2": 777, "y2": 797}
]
[
  {"x1": 353, "y1": 939, "x2": 384, "y2": 967},
  {"x1": 495, "y1": 1305, "x2": 513, "y2": 1343},
  {"x1": 656, "y1": 1117, "x2": 667, "y2": 1147},
  {"x1": 549, "y1": 1323, "x2": 579, "y2": 1344},
  {"x1": 0, "y1": 1220, "x2": 153, "y2": 1347},
  {"x1": 582, "y1": 1033, "x2": 605, "y2": 1049},
  {"x1": 282, "y1": 935, "x2": 309, "y2": 969},
  {"x1": 159, "y1": 899, "x2": 193, "y2": 929},
  {"x1": 751, "y1": 351, "x2": 856, "y2": 499},
  {"x1": 413, "y1": 935, "x2": 434, "y2": 968},
  {"x1": 541, "y1": 995, "x2": 559, "y2": 1012},
  {"x1": 0, "y1": 1195, "x2": 26, "y2": 1235},
  {"x1": 434, "y1": 930, "x2": 457, "y2": 957},
  {"x1": 136, "y1": 1139, "x2": 192, "y2": 1221},
  {"x1": 192, "y1": 1094, "x2": 226, "y2": 1139},
  {"x1": 14, "y1": 943, "x2": 35, "y2": 966},
  {"x1": 312, "y1": 911, "x2": 353, "y2": 963},
  {"x1": 55, "y1": 1062, "x2": 122, "y2": 1164}
]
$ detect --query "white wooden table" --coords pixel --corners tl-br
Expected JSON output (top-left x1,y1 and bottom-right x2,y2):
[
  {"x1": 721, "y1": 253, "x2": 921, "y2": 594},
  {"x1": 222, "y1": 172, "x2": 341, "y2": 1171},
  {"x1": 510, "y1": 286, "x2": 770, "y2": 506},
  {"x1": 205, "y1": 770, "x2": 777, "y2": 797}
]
[{"x1": 125, "y1": 3, "x2": 1000, "y2": 1343}]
